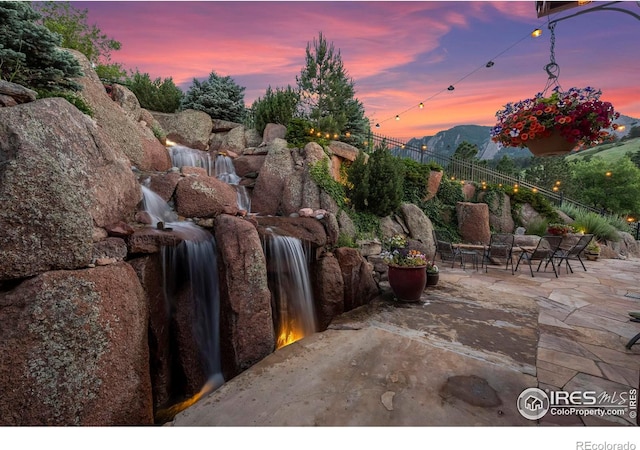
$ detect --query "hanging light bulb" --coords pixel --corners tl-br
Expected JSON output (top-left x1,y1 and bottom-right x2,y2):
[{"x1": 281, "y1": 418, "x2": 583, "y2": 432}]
[
  {"x1": 531, "y1": 28, "x2": 542, "y2": 38},
  {"x1": 375, "y1": 123, "x2": 380, "y2": 128},
  {"x1": 419, "y1": 102, "x2": 424, "y2": 109},
  {"x1": 485, "y1": 61, "x2": 494, "y2": 68},
  {"x1": 447, "y1": 85, "x2": 455, "y2": 91},
  {"x1": 395, "y1": 115, "x2": 400, "y2": 121}
]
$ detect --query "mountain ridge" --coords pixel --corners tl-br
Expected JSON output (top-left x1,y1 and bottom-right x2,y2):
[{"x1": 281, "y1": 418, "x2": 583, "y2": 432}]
[{"x1": 397, "y1": 114, "x2": 638, "y2": 161}]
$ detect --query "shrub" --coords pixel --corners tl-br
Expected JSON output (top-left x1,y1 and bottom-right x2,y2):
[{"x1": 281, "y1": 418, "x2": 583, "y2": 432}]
[
  {"x1": 36, "y1": 89, "x2": 92, "y2": 116},
  {"x1": 251, "y1": 85, "x2": 299, "y2": 135},
  {"x1": 571, "y1": 211, "x2": 620, "y2": 241},
  {"x1": 181, "y1": 70, "x2": 245, "y2": 122},
  {"x1": 400, "y1": 158, "x2": 431, "y2": 204},
  {"x1": 126, "y1": 71, "x2": 183, "y2": 113},
  {"x1": 526, "y1": 217, "x2": 549, "y2": 237},
  {"x1": 308, "y1": 158, "x2": 346, "y2": 209}
]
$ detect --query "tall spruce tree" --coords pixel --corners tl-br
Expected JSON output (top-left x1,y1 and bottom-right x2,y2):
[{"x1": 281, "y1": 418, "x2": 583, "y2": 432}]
[{"x1": 296, "y1": 32, "x2": 369, "y2": 142}]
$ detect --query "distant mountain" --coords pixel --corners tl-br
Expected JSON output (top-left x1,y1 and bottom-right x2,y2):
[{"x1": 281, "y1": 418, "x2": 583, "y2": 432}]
[{"x1": 394, "y1": 114, "x2": 638, "y2": 162}]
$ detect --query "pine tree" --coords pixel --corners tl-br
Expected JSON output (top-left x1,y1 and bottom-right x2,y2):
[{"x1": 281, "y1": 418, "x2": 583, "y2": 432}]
[
  {"x1": 0, "y1": 1, "x2": 82, "y2": 90},
  {"x1": 181, "y1": 71, "x2": 246, "y2": 122},
  {"x1": 296, "y1": 32, "x2": 369, "y2": 142}
]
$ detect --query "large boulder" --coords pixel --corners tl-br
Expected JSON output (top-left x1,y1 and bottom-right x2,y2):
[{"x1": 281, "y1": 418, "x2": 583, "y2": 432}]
[
  {"x1": 152, "y1": 109, "x2": 213, "y2": 151},
  {"x1": 456, "y1": 202, "x2": 491, "y2": 244},
  {"x1": 251, "y1": 138, "x2": 295, "y2": 215},
  {"x1": 478, "y1": 191, "x2": 515, "y2": 234},
  {"x1": 0, "y1": 263, "x2": 153, "y2": 425},
  {"x1": 0, "y1": 98, "x2": 141, "y2": 280},
  {"x1": 255, "y1": 216, "x2": 328, "y2": 248},
  {"x1": 0, "y1": 80, "x2": 37, "y2": 105},
  {"x1": 175, "y1": 175, "x2": 239, "y2": 218},
  {"x1": 214, "y1": 215, "x2": 274, "y2": 377},
  {"x1": 260, "y1": 123, "x2": 287, "y2": 147},
  {"x1": 233, "y1": 154, "x2": 267, "y2": 177},
  {"x1": 67, "y1": 49, "x2": 171, "y2": 171},
  {"x1": 311, "y1": 253, "x2": 345, "y2": 330},
  {"x1": 398, "y1": 203, "x2": 436, "y2": 259},
  {"x1": 334, "y1": 247, "x2": 379, "y2": 312},
  {"x1": 219, "y1": 125, "x2": 247, "y2": 154}
]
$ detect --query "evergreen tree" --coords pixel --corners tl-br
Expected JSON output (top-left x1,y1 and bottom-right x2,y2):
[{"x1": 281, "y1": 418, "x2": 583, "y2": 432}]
[
  {"x1": 251, "y1": 85, "x2": 300, "y2": 134},
  {"x1": 346, "y1": 142, "x2": 403, "y2": 217},
  {"x1": 495, "y1": 155, "x2": 516, "y2": 175},
  {"x1": 126, "y1": 70, "x2": 183, "y2": 113},
  {"x1": 0, "y1": 1, "x2": 82, "y2": 90},
  {"x1": 181, "y1": 71, "x2": 246, "y2": 122},
  {"x1": 452, "y1": 141, "x2": 479, "y2": 160},
  {"x1": 296, "y1": 32, "x2": 369, "y2": 142}
]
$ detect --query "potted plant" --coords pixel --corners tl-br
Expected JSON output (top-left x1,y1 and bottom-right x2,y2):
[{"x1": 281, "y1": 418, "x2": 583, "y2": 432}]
[
  {"x1": 426, "y1": 261, "x2": 439, "y2": 287},
  {"x1": 381, "y1": 237, "x2": 428, "y2": 302},
  {"x1": 546, "y1": 223, "x2": 575, "y2": 236},
  {"x1": 490, "y1": 86, "x2": 620, "y2": 156},
  {"x1": 584, "y1": 240, "x2": 601, "y2": 261}
]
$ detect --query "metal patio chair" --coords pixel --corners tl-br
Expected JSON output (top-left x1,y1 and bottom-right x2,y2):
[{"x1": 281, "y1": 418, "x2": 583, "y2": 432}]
[
  {"x1": 555, "y1": 234, "x2": 594, "y2": 274},
  {"x1": 483, "y1": 233, "x2": 515, "y2": 274},
  {"x1": 515, "y1": 235, "x2": 564, "y2": 278}
]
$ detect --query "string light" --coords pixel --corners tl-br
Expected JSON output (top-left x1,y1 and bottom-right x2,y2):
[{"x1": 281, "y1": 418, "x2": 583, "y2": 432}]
[{"x1": 372, "y1": 27, "x2": 544, "y2": 132}]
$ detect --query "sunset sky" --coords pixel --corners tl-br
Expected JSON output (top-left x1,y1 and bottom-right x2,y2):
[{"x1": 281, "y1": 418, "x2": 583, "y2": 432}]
[{"x1": 74, "y1": 1, "x2": 640, "y2": 141}]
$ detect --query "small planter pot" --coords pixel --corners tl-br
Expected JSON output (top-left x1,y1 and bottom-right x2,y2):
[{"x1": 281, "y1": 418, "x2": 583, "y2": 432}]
[
  {"x1": 585, "y1": 252, "x2": 600, "y2": 261},
  {"x1": 387, "y1": 265, "x2": 427, "y2": 302},
  {"x1": 426, "y1": 272, "x2": 439, "y2": 287}
]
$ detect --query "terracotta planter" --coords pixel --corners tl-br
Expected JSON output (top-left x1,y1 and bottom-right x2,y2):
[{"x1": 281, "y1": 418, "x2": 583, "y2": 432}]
[
  {"x1": 426, "y1": 272, "x2": 439, "y2": 287},
  {"x1": 525, "y1": 130, "x2": 576, "y2": 157},
  {"x1": 387, "y1": 265, "x2": 427, "y2": 302},
  {"x1": 585, "y1": 252, "x2": 599, "y2": 261}
]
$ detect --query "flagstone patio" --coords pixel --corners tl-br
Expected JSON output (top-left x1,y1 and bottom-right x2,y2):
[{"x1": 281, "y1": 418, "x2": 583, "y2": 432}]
[{"x1": 170, "y1": 257, "x2": 640, "y2": 426}]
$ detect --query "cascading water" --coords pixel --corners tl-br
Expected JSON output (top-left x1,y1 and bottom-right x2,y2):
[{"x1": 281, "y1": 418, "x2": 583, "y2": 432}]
[
  {"x1": 215, "y1": 154, "x2": 251, "y2": 213},
  {"x1": 168, "y1": 145, "x2": 213, "y2": 176},
  {"x1": 262, "y1": 230, "x2": 317, "y2": 349},
  {"x1": 140, "y1": 186, "x2": 224, "y2": 419}
]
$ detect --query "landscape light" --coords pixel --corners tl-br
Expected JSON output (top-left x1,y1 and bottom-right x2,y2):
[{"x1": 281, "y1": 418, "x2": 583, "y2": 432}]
[{"x1": 605, "y1": 171, "x2": 612, "y2": 177}]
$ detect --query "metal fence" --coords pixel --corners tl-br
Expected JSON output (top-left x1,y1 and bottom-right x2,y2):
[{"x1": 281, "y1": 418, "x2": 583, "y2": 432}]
[{"x1": 364, "y1": 130, "x2": 604, "y2": 214}]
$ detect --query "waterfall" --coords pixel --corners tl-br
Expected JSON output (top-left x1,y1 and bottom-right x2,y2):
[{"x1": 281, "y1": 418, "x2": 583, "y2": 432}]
[
  {"x1": 263, "y1": 231, "x2": 316, "y2": 349},
  {"x1": 215, "y1": 154, "x2": 251, "y2": 213},
  {"x1": 140, "y1": 186, "x2": 224, "y2": 390},
  {"x1": 168, "y1": 145, "x2": 213, "y2": 176}
]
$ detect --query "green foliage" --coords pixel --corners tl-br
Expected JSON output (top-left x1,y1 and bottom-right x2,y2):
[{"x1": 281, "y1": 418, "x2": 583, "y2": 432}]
[
  {"x1": 0, "y1": 1, "x2": 82, "y2": 90},
  {"x1": 181, "y1": 70, "x2": 246, "y2": 122},
  {"x1": 285, "y1": 118, "x2": 329, "y2": 148},
  {"x1": 151, "y1": 124, "x2": 166, "y2": 141},
  {"x1": 126, "y1": 70, "x2": 183, "y2": 113},
  {"x1": 296, "y1": 32, "x2": 369, "y2": 141},
  {"x1": 346, "y1": 143, "x2": 403, "y2": 217},
  {"x1": 347, "y1": 210, "x2": 381, "y2": 240},
  {"x1": 95, "y1": 62, "x2": 127, "y2": 82},
  {"x1": 336, "y1": 233, "x2": 358, "y2": 248},
  {"x1": 400, "y1": 158, "x2": 431, "y2": 204},
  {"x1": 251, "y1": 85, "x2": 300, "y2": 135},
  {"x1": 524, "y1": 155, "x2": 573, "y2": 192},
  {"x1": 495, "y1": 155, "x2": 517, "y2": 175},
  {"x1": 571, "y1": 211, "x2": 620, "y2": 242},
  {"x1": 346, "y1": 150, "x2": 369, "y2": 211},
  {"x1": 569, "y1": 156, "x2": 640, "y2": 215},
  {"x1": 308, "y1": 158, "x2": 346, "y2": 209},
  {"x1": 506, "y1": 186, "x2": 560, "y2": 224},
  {"x1": 36, "y1": 89, "x2": 92, "y2": 116},
  {"x1": 452, "y1": 141, "x2": 479, "y2": 160},
  {"x1": 36, "y1": 1, "x2": 121, "y2": 65},
  {"x1": 420, "y1": 178, "x2": 464, "y2": 242},
  {"x1": 525, "y1": 217, "x2": 549, "y2": 237}
]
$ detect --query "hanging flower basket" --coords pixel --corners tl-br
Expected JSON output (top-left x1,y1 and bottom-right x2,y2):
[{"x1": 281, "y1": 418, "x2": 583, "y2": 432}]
[
  {"x1": 490, "y1": 87, "x2": 620, "y2": 156},
  {"x1": 525, "y1": 130, "x2": 576, "y2": 156}
]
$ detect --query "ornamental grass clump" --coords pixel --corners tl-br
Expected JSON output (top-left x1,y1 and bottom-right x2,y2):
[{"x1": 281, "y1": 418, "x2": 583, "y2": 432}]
[{"x1": 491, "y1": 86, "x2": 619, "y2": 150}]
